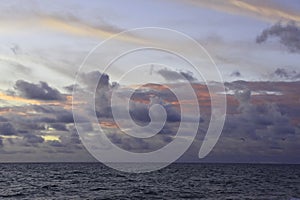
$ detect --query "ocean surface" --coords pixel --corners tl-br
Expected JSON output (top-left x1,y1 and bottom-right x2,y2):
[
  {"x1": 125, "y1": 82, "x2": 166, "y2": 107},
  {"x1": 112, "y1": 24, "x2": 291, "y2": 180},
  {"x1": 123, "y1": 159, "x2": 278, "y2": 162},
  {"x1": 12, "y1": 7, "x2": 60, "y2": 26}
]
[{"x1": 0, "y1": 163, "x2": 299, "y2": 199}]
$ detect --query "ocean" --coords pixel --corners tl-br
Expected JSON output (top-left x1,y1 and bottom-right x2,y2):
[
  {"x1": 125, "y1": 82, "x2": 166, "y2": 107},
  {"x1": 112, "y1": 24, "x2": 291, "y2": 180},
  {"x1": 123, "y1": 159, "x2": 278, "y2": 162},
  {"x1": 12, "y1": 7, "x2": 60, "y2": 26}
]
[{"x1": 0, "y1": 163, "x2": 299, "y2": 199}]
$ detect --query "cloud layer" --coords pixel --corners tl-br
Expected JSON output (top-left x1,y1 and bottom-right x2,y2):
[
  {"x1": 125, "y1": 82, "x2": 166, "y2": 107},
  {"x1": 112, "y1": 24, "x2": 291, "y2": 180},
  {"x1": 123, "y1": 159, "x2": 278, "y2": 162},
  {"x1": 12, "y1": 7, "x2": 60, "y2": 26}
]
[{"x1": 0, "y1": 71, "x2": 299, "y2": 163}]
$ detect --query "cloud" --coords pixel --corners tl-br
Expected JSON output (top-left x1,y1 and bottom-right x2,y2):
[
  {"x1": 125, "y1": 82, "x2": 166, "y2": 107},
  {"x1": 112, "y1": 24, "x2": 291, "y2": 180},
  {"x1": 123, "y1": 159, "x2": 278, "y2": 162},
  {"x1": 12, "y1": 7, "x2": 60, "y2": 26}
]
[
  {"x1": 105, "y1": 122, "x2": 176, "y2": 153},
  {"x1": 22, "y1": 133, "x2": 44, "y2": 145},
  {"x1": 157, "y1": 68, "x2": 196, "y2": 82},
  {"x1": 75, "y1": 71, "x2": 114, "y2": 118},
  {"x1": 55, "y1": 110, "x2": 74, "y2": 123},
  {"x1": 1, "y1": 71, "x2": 300, "y2": 163},
  {"x1": 235, "y1": 89, "x2": 251, "y2": 108},
  {"x1": 256, "y1": 22, "x2": 300, "y2": 53},
  {"x1": 230, "y1": 70, "x2": 241, "y2": 77},
  {"x1": 14, "y1": 80, "x2": 65, "y2": 101},
  {"x1": 128, "y1": 96, "x2": 181, "y2": 123},
  {"x1": 39, "y1": 15, "x2": 148, "y2": 44},
  {"x1": 0, "y1": 12, "x2": 147, "y2": 45},
  {"x1": 274, "y1": 68, "x2": 292, "y2": 78},
  {"x1": 50, "y1": 123, "x2": 67, "y2": 131},
  {"x1": 79, "y1": 71, "x2": 110, "y2": 89},
  {"x1": 177, "y1": 0, "x2": 300, "y2": 23},
  {"x1": 0, "y1": 123, "x2": 17, "y2": 136},
  {"x1": 272, "y1": 68, "x2": 300, "y2": 80},
  {"x1": 0, "y1": 116, "x2": 8, "y2": 122}
]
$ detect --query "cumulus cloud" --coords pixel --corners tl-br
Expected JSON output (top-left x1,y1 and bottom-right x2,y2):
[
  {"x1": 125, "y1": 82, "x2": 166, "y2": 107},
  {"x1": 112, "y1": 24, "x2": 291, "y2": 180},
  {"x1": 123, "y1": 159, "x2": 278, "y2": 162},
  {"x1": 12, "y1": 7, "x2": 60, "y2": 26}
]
[
  {"x1": 14, "y1": 80, "x2": 65, "y2": 101},
  {"x1": 222, "y1": 88, "x2": 296, "y2": 148},
  {"x1": 76, "y1": 71, "x2": 113, "y2": 118},
  {"x1": 256, "y1": 21, "x2": 300, "y2": 53}
]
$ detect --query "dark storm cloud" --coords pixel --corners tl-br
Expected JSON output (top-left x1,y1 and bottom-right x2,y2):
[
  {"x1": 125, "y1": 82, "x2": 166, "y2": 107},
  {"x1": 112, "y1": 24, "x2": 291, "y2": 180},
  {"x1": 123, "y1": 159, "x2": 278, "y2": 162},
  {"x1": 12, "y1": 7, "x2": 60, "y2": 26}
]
[
  {"x1": 157, "y1": 68, "x2": 196, "y2": 82},
  {"x1": 256, "y1": 21, "x2": 300, "y2": 53},
  {"x1": 14, "y1": 80, "x2": 65, "y2": 101}
]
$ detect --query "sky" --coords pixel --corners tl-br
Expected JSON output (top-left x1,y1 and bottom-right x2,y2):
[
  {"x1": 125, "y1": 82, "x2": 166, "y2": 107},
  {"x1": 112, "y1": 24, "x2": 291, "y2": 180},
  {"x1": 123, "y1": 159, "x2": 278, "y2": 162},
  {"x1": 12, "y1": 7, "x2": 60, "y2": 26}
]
[{"x1": 0, "y1": 0, "x2": 299, "y2": 163}]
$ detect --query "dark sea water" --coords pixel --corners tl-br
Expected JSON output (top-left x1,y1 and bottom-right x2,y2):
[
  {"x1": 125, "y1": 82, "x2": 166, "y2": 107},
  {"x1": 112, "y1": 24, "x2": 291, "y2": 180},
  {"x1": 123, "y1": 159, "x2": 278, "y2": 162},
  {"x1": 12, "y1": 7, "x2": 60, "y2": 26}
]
[{"x1": 0, "y1": 163, "x2": 299, "y2": 200}]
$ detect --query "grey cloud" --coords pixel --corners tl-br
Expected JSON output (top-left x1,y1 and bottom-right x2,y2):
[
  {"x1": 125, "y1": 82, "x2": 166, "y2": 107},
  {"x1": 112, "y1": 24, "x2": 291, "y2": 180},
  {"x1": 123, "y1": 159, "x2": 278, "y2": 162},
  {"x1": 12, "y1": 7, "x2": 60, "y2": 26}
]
[
  {"x1": 157, "y1": 68, "x2": 196, "y2": 82},
  {"x1": 230, "y1": 70, "x2": 241, "y2": 77},
  {"x1": 14, "y1": 80, "x2": 65, "y2": 101},
  {"x1": 128, "y1": 97, "x2": 181, "y2": 123},
  {"x1": 256, "y1": 21, "x2": 300, "y2": 53},
  {"x1": 55, "y1": 110, "x2": 74, "y2": 123},
  {"x1": 235, "y1": 89, "x2": 251, "y2": 108},
  {"x1": 0, "y1": 123, "x2": 17, "y2": 136},
  {"x1": 106, "y1": 124, "x2": 175, "y2": 153},
  {"x1": 273, "y1": 68, "x2": 300, "y2": 80},
  {"x1": 274, "y1": 68, "x2": 292, "y2": 78},
  {"x1": 22, "y1": 133, "x2": 44, "y2": 145},
  {"x1": 35, "y1": 117, "x2": 56, "y2": 123},
  {"x1": 224, "y1": 90, "x2": 295, "y2": 142},
  {"x1": 58, "y1": 127, "x2": 82, "y2": 147},
  {"x1": 79, "y1": 71, "x2": 110, "y2": 89},
  {"x1": 77, "y1": 71, "x2": 113, "y2": 119},
  {"x1": 30, "y1": 105, "x2": 89, "y2": 124},
  {"x1": 47, "y1": 140, "x2": 64, "y2": 147},
  {"x1": 63, "y1": 84, "x2": 79, "y2": 93},
  {"x1": 31, "y1": 105, "x2": 54, "y2": 114},
  {"x1": 0, "y1": 116, "x2": 8, "y2": 122},
  {"x1": 50, "y1": 123, "x2": 67, "y2": 131}
]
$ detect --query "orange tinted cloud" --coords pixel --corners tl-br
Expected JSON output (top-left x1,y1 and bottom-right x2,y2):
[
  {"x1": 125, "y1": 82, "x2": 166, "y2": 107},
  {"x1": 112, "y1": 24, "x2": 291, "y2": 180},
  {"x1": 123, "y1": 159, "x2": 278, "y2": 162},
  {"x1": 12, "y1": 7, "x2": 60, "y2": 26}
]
[
  {"x1": 41, "y1": 17, "x2": 135, "y2": 41},
  {"x1": 178, "y1": 0, "x2": 300, "y2": 23},
  {"x1": 0, "y1": 93, "x2": 76, "y2": 110},
  {"x1": 0, "y1": 92, "x2": 42, "y2": 105},
  {"x1": 100, "y1": 121, "x2": 119, "y2": 129}
]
